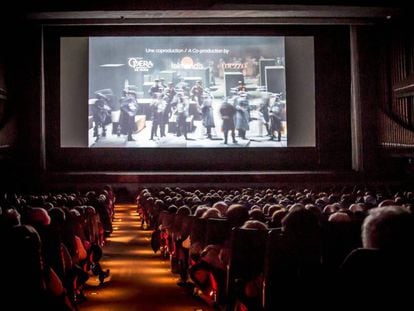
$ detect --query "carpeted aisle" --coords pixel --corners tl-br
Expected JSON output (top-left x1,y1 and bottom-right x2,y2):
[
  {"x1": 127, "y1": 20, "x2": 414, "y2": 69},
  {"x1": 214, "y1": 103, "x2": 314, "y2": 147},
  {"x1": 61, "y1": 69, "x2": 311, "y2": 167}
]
[{"x1": 81, "y1": 204, "x2": 213, "y2": 311}]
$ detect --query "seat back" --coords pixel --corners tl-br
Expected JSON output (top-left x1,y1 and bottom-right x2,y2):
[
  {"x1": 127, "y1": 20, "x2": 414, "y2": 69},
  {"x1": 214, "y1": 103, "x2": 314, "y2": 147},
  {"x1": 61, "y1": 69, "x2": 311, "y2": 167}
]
[
  {"x1": 206, "y1": 218, "x2": 230, "y2": 245},
  {"x1": 190, "y1": 217, "x2": 207, "y2": 247},
  {"x1": 264, "y1": 228, "x2": 322, "y2": 310},
  {"x1": 321, "y1": 220, "x2": 362, "y2": 271},
  {"x1": 227, "y1": 227, "x2": 268, "y2": 308}
]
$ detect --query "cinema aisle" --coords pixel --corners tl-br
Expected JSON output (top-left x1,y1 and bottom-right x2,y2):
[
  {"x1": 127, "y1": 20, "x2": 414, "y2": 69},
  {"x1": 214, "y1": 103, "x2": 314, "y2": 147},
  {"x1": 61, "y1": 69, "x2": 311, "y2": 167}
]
[{"x1": 81, "y1": 204, "x2": 213, "y2": 311}]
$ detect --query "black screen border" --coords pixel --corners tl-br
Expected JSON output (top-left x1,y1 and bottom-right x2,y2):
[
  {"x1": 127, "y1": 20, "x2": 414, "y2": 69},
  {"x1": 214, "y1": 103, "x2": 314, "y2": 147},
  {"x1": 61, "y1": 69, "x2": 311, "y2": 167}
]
[{"x1": 44, "y1": 25, "x2": 351, "y2": 172}]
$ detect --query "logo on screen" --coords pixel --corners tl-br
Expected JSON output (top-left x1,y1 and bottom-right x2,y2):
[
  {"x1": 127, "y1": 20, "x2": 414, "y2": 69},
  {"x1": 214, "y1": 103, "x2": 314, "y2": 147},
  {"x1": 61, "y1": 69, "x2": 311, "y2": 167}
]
[
  {"x1": 128, "y1": 57, "x2": 154, "y2": 72},
  {"x1": 171, "y1": 56, "x2": 203, "y2": 70}
]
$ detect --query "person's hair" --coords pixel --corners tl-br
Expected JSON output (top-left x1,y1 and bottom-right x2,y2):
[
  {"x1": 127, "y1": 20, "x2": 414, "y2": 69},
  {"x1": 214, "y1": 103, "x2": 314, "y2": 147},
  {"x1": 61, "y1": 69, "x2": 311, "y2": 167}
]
[
  {"x1": 248, "y1": 209, "x2": 266, "y2": 222},
  {"x1": 176, "y1": 205, "x2": 191, "y2": 216},
  {"x1": 328, "y1": 211, "x2": 351, "y2": 223},
  {"x1": 26, "y1": 207, "x2": 51, "y2": 226},
  {"x1": 48, "y1": 207, "x2": 66, "y2": 226},
  {"x1": 226, "y1": 204, "x2": 249, "y2": 228},
  {"x1": 281, "y1": 206, "x2": 320, "y2": 237},
  {"x1": 349, "y1": 203, "x2": 366, "y2": 213},
  {"x1": 194, "y1": 206, "x2": 209, "y2": 218},
  {"x1": 241, "y1": 220, "x2": 268, "y2": 231},
  {"x1": 270, "y1": 209, "x2": 288, "y2": 228},
  {"x1": 212, "y1": 201, "x2": 228, "y2": 216},
  {"x1": 362, "y1": 205, "x2": 414, "y2": 251},
  {"x1": 167, "y1": 204, "x2": 178, "y2": 214},
  {"x1": 378, "y1": 199, "x2": 397, "y2": 208},
  {"x1": 267, "y1": 204, "x2": 283, "y2": 216},
  {"x1": 2, "y1": 208, "x2": 21, "y2": 227},
  {"x1": 201, "y1": 207, "x2": 221, "y2": 219},
  {"x1": 322, "y1": 204, "x2": 338, "y2": 215}
]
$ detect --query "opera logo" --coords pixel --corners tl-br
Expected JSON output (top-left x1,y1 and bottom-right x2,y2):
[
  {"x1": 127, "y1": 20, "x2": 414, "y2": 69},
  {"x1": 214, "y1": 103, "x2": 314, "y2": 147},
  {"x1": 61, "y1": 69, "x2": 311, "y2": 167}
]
[{"x1": 128, "y1": 57, "x2": 154, "y2": 72}]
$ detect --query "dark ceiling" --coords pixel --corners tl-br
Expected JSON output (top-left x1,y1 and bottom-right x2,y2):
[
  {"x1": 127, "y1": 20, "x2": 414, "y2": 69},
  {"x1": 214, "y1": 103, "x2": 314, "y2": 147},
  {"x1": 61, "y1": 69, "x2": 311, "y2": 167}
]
[{"x1": 2, "y1": 0, "x2": 408, "y2": 13}]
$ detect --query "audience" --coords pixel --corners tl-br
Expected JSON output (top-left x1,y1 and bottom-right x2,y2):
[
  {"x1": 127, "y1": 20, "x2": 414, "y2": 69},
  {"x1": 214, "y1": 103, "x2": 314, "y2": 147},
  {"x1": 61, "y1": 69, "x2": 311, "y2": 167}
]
[
  {"x1": 0, "y1": 188, "x2": 113, "y2": 308},
  {"x1": 3, "y1": 184, "x2": 414, "y2": 310},
  {"x1": 341, "y1": 205, "x2": 414, "y2": 305}
]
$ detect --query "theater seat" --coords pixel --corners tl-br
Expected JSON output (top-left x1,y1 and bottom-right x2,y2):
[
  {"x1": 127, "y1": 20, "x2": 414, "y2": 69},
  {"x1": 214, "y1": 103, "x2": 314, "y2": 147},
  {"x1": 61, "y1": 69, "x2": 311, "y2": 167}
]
[
  {"x1": 340, "y1": 247, "x2": 414, "y2": 306},
  {"x1": 227, "y1": 227, "x2": 268, "y2": 310}
]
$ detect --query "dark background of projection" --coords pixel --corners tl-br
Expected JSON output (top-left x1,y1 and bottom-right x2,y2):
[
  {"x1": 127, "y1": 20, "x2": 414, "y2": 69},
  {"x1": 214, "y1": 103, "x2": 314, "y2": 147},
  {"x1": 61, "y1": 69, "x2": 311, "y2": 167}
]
[
  {"x1": 44, "y1": 25, "x2": 350, "y2": 171},
  {"x1": 88, "y1": 36, "x2": 285, "y2": 99}
]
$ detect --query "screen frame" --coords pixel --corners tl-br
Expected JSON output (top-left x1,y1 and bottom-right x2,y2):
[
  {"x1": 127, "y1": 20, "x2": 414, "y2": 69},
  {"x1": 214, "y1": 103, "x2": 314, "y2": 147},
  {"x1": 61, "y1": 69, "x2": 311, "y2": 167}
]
[{"x1": 44, "y1": 24, "x2": 351, "y2": 172}]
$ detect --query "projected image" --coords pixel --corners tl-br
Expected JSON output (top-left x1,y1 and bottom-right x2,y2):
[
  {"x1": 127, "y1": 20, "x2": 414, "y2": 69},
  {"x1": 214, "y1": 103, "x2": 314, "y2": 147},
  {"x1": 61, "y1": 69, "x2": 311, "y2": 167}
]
[{"x1": 88, "y1": 36, "x2": 286, "y2": 147}]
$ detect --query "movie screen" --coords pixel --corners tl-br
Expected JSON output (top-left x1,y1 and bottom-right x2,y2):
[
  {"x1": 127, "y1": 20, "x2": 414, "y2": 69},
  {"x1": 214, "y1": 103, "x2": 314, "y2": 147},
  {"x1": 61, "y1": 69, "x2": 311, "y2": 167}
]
[{"x1": 88, "y1": 36, "x2": 286, "y2": 147}]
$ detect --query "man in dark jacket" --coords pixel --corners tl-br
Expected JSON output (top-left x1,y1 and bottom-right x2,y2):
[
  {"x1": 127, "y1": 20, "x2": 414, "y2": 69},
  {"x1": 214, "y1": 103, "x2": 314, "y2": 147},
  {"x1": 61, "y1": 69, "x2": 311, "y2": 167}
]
[
  {"x1": 219, "y1": 99, "x2": 237, "y2": 144},
  {"x1": 92, "y1": 91, "x2": 111, "y2": 141},
  {"x1": 119, "y1": 89, "x2": 138, "y2": 141}
]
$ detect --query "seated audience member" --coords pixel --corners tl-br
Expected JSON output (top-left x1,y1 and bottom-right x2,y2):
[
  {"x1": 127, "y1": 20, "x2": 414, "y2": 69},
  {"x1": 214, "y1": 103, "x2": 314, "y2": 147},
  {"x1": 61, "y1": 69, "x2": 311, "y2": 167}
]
[
  {"x1": 194, "y1": 205, "x2": 209, "y2": 216},
  {"x1": 305, "y1": 203, "x2": 322, "y2": 219},
  {"x1": 1, "y1": 208, "x2": 21, "y2": 229},
  {"x1": 248, "y1": 209, "x2": 266, "y2": 223},
  {"x1": 348, "y1": 202, "x2": 366, "y2": 213},
  {"x1": 226, "y1": 204, "x2": 249, "y2": 229},
  {"x1": 189, "y1": 244, "x2": 227, "y2": 305},
  {"x1": 328, "y1": 211, "x2": 352, "y2": 223},
  {"x1": 89, "y1": 243, "x2": 110, "y2": 285},
  {"x1": 378, "y1": 199, "x2": 397, "y2": 207},
  {"x1": 341, "y1": 205, "x2": 414, "y2": 305},
  {"x1": 268, "y1": 208, "x2": 288, "y2": 228},
  {"x1": 201, "y1": 207, "x2": 222, "y2": 219},
  {"x1": 212, "y1": 201, "x2": 228, "y2": 217},
  {"x1": 322, "y1": 204, "x2": 338, "y2": 216},
  {"x1": 282, "y1": 206, "x2": 320, "y2": 240},
  {"x1": 363, "y1": 194, "x2": 377, "y2": 208},
  {"x1": 230, "y1": 220, "x2": 268, "y2": 311},
  {"x1": 280, "y1": 206, "x2": 322, "y2": 279},
  {"x1": 174, "y1": 206, "x2": 192, "y2": 286},
  {"x1": 241, "y1": 219, "x2": 268, "y2": 231},
  {"x1": 3, "y1": 225, "x2": 75, "y2": 310},
  {"x1": 267, "y1": 204, "x2": 284, "y2": 217}
]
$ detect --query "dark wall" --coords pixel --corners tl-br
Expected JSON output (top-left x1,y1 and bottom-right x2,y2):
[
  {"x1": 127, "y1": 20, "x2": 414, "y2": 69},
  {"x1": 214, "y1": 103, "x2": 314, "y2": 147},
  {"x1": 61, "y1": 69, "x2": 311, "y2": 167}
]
[{"x1": 0, "y1": 17, "x2": 44, "y2": 189}]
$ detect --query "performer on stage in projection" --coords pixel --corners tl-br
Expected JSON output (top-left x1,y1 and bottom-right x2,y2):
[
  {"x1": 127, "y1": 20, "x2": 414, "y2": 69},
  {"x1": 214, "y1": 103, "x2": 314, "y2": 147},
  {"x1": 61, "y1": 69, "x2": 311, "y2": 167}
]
[
  {"x1": 92, "y1": 90, "x2": 112, "y2": 141},
  {"x1": 259, "y1": 92, "x2": 272, "y2": 137},
  {"x1": 163, "y1": 82, "x2": 176, "y2": 122},
  {"x1": 172, "y1": 92, "x2": 189, "y2": 140},
  {"x1": 219, "y1": 98, "x2": 237, "y2": 145},
  {"x1": 200, "y1": 91, "x2": 215, "y2": 139},
  {"x1": 190, "y1": 80, "x2": 204, "y2": 106},
  {"x1": 119, "y1": 87, "x2": 139, "y2": 142},
  {"x1": 234, "y1": 92, "x2": 250, "y2": 140},
  {"x1": 149, "y1": 93, "x2": 167, "y2": 140},
  {"x1": 149, "y1": 79, "x2": 164, "y2": 99},
  {"x1": 236, "y1": 80, "x2": 247, "y2": 93},
  {"x1": 269, "y1": 94, "x2": 283, "y2": 142}
]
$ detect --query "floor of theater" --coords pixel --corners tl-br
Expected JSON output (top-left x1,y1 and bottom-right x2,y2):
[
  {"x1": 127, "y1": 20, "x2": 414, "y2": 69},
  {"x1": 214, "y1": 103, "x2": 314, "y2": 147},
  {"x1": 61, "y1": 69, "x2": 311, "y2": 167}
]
[{"x1": 81, "y1": 204, "x2": 214, "y2": 311}]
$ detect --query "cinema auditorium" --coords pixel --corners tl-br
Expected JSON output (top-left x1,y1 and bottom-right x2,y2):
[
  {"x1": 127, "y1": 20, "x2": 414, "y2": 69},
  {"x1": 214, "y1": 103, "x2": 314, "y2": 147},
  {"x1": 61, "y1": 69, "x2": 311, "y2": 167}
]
[{"x1": 1, "y1": 1, "x2": 413, "y2": 310}]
